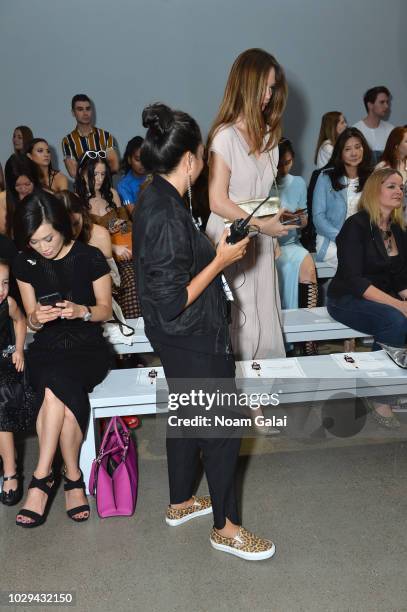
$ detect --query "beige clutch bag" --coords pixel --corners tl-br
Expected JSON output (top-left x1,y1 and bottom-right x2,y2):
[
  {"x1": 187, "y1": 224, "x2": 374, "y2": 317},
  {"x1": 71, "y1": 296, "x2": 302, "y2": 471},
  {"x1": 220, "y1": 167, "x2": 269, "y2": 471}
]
[{"x1": 223, "y1": 195, "x2": 280, "y2": 222}]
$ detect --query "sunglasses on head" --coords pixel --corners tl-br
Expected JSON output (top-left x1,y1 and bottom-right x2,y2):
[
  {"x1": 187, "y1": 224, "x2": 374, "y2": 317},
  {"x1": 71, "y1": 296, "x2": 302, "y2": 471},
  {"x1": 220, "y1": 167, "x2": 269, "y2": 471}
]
[{"x1": 79, "y1": 150, "x2": 107, "y2": 165}]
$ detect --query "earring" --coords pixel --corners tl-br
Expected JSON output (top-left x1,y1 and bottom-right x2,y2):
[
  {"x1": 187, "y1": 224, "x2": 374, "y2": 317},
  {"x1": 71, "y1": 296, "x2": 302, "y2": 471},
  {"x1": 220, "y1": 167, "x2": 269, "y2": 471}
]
[{"x1": 187, "y1": 173, "x2": 192, "y2": 212}]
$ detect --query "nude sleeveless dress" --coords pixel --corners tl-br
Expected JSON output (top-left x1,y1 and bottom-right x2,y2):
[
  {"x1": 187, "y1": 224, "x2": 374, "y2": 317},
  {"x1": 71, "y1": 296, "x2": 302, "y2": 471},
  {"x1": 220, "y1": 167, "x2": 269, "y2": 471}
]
[{"x1": 206, "y1": 125, "x2": 285, "y2": 360}]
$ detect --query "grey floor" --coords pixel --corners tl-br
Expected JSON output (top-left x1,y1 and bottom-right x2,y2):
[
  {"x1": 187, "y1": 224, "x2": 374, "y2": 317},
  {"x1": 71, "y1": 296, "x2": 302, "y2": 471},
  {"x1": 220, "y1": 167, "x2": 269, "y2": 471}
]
[{"x1": 1, "y1": 405, "x2": 407, "y2": 612}]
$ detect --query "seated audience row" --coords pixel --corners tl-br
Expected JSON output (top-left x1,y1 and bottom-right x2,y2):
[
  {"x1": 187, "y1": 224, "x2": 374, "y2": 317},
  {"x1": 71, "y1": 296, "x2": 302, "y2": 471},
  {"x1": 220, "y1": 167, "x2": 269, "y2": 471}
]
[{"x1": 0, "y1": 46, "x2": 406, "y2": 570}]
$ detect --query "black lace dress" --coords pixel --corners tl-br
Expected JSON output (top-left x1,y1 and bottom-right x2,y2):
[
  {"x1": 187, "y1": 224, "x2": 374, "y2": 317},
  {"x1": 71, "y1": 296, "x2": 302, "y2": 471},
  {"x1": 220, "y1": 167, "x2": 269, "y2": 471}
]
[
  {"x1": 0, "y1": 299, "x2": 36, "y2": 432},
  {"x1": 13, "y1": 241, "x2": 112, "y2": 436}
]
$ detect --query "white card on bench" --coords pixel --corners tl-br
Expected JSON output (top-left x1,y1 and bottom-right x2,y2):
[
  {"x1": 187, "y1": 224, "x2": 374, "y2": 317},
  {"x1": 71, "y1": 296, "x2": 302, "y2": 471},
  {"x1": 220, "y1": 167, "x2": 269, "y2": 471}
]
[
  {"x1": 239, "y1": 358, "x2": 306, "y2": 378},
  {"x1": 330, "y1": 351, "x2": 399, "y2": 372}
]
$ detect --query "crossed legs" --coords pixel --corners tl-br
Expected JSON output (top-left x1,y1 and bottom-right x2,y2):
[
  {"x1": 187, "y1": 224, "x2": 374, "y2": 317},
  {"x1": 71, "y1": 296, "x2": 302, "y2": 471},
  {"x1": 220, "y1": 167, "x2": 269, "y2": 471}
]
[{"x1": 16, "y1": 387, "x2": 88, "y2": 525}]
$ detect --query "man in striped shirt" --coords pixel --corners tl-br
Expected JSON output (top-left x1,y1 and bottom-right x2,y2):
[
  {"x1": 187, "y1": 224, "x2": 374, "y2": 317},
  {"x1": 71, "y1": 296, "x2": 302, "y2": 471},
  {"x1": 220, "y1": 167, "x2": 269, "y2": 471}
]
[{"x1": 61, "y1": 94, "x2": 119, "y2": 178}]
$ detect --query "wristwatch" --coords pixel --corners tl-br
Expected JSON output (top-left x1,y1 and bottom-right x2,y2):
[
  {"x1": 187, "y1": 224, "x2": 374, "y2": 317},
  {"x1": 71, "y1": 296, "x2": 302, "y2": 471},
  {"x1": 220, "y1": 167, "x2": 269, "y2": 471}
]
[{"x1": 82, "y1": 306, "x2": 92, "y2": 322}]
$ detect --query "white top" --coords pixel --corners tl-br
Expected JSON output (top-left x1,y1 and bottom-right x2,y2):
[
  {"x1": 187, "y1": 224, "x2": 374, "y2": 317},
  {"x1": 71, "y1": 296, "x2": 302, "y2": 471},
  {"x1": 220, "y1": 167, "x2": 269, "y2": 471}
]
[
  {"x1": 209, "y1": 125, "x2": 279, "y2": 201},
  {"x1": 345, "y1": 177, "x2": 361, "y2": 218},
  {"x1": 353, "y1": 119, "x2": 394, "y2": 153},
  {"x1": 316, "y1": 140, "x2": 333, "y2": 169}
]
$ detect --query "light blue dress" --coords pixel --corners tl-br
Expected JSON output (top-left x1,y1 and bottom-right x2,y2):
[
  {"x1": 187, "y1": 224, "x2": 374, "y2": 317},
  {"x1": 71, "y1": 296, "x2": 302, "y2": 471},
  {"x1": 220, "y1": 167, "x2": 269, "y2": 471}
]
[{"x1": 275, "y1": 174, "x2": 308, "y2": 309}]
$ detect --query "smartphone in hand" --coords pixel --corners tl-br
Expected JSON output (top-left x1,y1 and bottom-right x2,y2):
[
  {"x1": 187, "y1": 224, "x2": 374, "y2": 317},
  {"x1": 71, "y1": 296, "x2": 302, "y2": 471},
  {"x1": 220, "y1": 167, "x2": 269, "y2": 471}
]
[{"x1": 38, "y1": 292, "x2": 63, "y2": 307}]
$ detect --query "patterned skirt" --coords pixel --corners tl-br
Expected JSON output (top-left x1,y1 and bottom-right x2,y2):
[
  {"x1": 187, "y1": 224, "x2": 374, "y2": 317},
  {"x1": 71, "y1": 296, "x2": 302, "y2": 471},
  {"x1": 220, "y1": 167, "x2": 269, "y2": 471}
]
[{"x1": 116, "y1": 260, "x2": 141, "y2": 319}]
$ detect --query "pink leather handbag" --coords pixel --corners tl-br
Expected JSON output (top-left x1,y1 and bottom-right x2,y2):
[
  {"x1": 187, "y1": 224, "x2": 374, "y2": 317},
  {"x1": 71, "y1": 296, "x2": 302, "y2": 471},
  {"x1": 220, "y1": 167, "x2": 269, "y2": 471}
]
[{"x1": 89, "y1": 416, "x2": 138, "y2": 518}]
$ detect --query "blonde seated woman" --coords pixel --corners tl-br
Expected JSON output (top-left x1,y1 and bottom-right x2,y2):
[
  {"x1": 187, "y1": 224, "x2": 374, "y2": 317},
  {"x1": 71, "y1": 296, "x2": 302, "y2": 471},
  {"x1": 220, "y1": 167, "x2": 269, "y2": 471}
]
[{"x1": 327, "y1": 168, "x2": 407, "y2": 429}]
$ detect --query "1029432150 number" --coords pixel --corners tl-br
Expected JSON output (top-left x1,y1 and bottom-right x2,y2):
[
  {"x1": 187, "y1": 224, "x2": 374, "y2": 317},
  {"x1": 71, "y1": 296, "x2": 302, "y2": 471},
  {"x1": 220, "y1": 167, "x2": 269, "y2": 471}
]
[{"x1": 1, "y1": 592, "x2": 75, "y2": 606}]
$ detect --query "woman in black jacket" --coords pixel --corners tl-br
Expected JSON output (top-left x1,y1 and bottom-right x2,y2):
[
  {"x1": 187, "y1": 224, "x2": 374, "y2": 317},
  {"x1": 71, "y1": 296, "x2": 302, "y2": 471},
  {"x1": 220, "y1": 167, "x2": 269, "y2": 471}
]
[
  {"x1": 327, "y1": 167, "x2": 407, "y2": 427},
  {"x1": 133, "y1": 103, "x2": 275, "y2": 561}
]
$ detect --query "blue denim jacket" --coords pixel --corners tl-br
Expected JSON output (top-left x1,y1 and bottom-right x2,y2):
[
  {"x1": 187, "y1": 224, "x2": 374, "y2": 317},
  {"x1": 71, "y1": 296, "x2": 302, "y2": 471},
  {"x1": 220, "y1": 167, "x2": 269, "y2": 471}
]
[{"x1": 312, "y1": 171, "x2": 347, "y2": 261}]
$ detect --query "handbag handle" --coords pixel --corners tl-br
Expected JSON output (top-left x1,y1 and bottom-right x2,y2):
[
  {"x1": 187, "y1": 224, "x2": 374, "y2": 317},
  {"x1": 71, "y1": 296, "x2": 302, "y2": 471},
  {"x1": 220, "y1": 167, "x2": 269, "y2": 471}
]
[
  {"x1": 108, "y1": 309, "x2": 135, "y2": 337},
  {"x1": 97, "y1": 416, "x2": 130, "y2": 457}
]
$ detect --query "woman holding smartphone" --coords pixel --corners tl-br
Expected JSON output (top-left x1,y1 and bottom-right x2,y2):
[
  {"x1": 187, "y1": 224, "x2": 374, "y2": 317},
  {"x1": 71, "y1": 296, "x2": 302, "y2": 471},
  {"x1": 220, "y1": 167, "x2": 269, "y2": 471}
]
[
  {"x1": 13, "y1": 190, "x2": 112, "y2": 527},
  {"x1": 206, "y1": 48, "x2": 295, "y2": 360}
]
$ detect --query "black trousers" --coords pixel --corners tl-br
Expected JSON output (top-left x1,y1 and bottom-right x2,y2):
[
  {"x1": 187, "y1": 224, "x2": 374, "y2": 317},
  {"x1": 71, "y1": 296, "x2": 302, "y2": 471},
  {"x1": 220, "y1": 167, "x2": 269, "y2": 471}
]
[{"x1": 152, "y1": 341, "x2": 241, "y2": 529}]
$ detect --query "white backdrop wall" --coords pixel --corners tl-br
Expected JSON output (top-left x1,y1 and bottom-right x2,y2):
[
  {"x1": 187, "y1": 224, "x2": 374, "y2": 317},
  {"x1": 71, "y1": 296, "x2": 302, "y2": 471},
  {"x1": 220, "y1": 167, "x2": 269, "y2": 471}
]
[{"x1": 1, "y1": 0, "x2": 406, "y2": 180}]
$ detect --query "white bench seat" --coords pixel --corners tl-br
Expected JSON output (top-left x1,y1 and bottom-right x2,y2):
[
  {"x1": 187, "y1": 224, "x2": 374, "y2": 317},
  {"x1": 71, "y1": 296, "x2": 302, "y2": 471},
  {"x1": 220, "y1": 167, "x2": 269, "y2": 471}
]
[
  {"x1": 26, "y1": 307, "x2": 369, "y2": 356},
  {"x1": 314, "y1": 257, "x2": 336, "y2": 279},
  {"x1": 81, "y1": 352, "x2": 407, "y2": 491},
  {"x1": 108, "y1": 308, "x2": 370, "y2": 353},
  {"x1": 282, "y1": 307, "x2": 369, "y2": 342}
]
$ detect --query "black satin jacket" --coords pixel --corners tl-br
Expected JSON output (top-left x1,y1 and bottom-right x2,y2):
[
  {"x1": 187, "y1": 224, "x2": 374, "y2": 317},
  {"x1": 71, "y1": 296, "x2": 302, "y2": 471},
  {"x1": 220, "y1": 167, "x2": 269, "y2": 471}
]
[{"x1": 133, "y1": 175, "x2": 231, "y2": 354}]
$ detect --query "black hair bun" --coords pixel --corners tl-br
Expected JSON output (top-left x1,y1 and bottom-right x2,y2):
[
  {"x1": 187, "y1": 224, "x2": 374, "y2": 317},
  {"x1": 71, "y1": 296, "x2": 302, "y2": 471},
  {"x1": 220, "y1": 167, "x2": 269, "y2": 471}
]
[{"x1": 142, "y1": 103, "x2": 174, "y2": 137}]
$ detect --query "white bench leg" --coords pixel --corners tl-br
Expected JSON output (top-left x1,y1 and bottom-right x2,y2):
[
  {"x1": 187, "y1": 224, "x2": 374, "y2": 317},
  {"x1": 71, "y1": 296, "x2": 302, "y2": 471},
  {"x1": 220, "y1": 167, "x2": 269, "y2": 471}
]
[{"x1": 80, "y1": 411, "x2": 97, "y2": 495}]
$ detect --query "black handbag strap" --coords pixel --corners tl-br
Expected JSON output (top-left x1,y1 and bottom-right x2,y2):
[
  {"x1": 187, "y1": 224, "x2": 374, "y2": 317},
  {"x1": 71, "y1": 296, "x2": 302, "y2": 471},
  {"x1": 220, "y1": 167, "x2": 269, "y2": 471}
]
[{"x1": 108, "y1": 309, "x2": 135, "y2": 337}]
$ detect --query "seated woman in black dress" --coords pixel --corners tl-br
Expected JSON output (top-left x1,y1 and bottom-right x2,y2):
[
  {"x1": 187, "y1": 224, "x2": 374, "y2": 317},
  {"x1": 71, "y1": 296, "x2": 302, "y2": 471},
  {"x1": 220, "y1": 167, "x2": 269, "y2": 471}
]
[
  {"x1": 327, "y1": 167, "x2": 407, "y2": 428},
  {"x1": 13, "y1": 190, "x2": 112, "y2": 527},
  {"x1": 134, "y1": 102, "x2": 275, "y2": 561}
]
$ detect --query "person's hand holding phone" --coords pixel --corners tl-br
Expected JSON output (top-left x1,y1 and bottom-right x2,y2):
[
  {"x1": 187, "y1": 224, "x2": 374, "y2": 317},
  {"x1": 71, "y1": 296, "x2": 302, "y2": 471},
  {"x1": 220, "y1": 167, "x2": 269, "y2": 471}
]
[
  {"x1": 34, "y1": 304, "x2": 64, "y2": 324},
  {"x1": 56, "y1": 300, "x2": 86, "y2": 320},
  {"x1": 298, "y1": 211, "x2": 308, "y2": 229},
  {"x1": 259, "y1": 208, "x2": 297, "y2": 237},
  {"x1": 34, "y1": 293, "x2": 64, "y2": 324}
]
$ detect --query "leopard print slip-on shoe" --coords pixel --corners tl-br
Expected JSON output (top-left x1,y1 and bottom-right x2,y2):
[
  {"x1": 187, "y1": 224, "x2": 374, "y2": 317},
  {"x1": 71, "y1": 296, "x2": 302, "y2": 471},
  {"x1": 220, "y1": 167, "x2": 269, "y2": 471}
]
[
  {"x1": 210, "y1": 526, "x2": 276, "y2": 561},
  {"x1": 165, "y1": 495, "x2": 212, "y2": 526}
]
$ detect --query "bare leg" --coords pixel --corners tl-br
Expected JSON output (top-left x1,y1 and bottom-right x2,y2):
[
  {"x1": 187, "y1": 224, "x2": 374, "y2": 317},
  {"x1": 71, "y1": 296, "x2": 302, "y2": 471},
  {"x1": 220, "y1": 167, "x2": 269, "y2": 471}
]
[
  {"x1": 59, "y1": 407, "x2": 89, "y2": 520},
  {"x1": 299, "y1": 254, "x2": 317, "y2": 284},
  {"x1": 0, "y1": 432, "x2": 17, "y2": 493},
  {"x1": 344, "y1": 339, "x2": 356, "y2": 352},
  {"x1": 16, "y1": 388, "x2": 64, "y2": 524}
]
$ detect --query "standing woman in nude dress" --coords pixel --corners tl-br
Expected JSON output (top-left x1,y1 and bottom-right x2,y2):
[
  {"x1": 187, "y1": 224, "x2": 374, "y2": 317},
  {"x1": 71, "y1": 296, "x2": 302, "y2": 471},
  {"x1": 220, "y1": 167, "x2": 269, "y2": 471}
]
[{"x1": 206, "y1": 48, "x2": 294, "y2": 360}]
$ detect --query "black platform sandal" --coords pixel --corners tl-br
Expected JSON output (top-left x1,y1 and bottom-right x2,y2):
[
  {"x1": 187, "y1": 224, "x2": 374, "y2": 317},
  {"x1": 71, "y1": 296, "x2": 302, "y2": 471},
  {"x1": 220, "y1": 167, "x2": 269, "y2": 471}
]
[
  {"x1": 15, "y1": 471, "x2": 55, "y2": 528},
  {"x1": 63, "y1": 469, "x2": 90, "y2": 522},
  {"x1": 1, "y1": 474, "x2": 23, "y2": 506}
]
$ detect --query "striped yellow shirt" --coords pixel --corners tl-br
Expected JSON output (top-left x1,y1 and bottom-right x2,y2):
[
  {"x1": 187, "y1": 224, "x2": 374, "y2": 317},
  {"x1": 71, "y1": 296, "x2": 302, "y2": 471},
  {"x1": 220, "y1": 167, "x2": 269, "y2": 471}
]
[{"x1": 61, "y1": 126, "x2": 114, "y2": 161}]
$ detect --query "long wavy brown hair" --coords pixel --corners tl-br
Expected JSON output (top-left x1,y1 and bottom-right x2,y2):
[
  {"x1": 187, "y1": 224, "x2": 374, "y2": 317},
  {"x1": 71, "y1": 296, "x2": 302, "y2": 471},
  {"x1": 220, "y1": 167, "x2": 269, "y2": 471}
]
[
  {"x1": 207, "y1": 48, "x2": 287, "y2": 154},
  {"x1": 314, "y1": 111, "x2": 342, "y2": 164}
]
